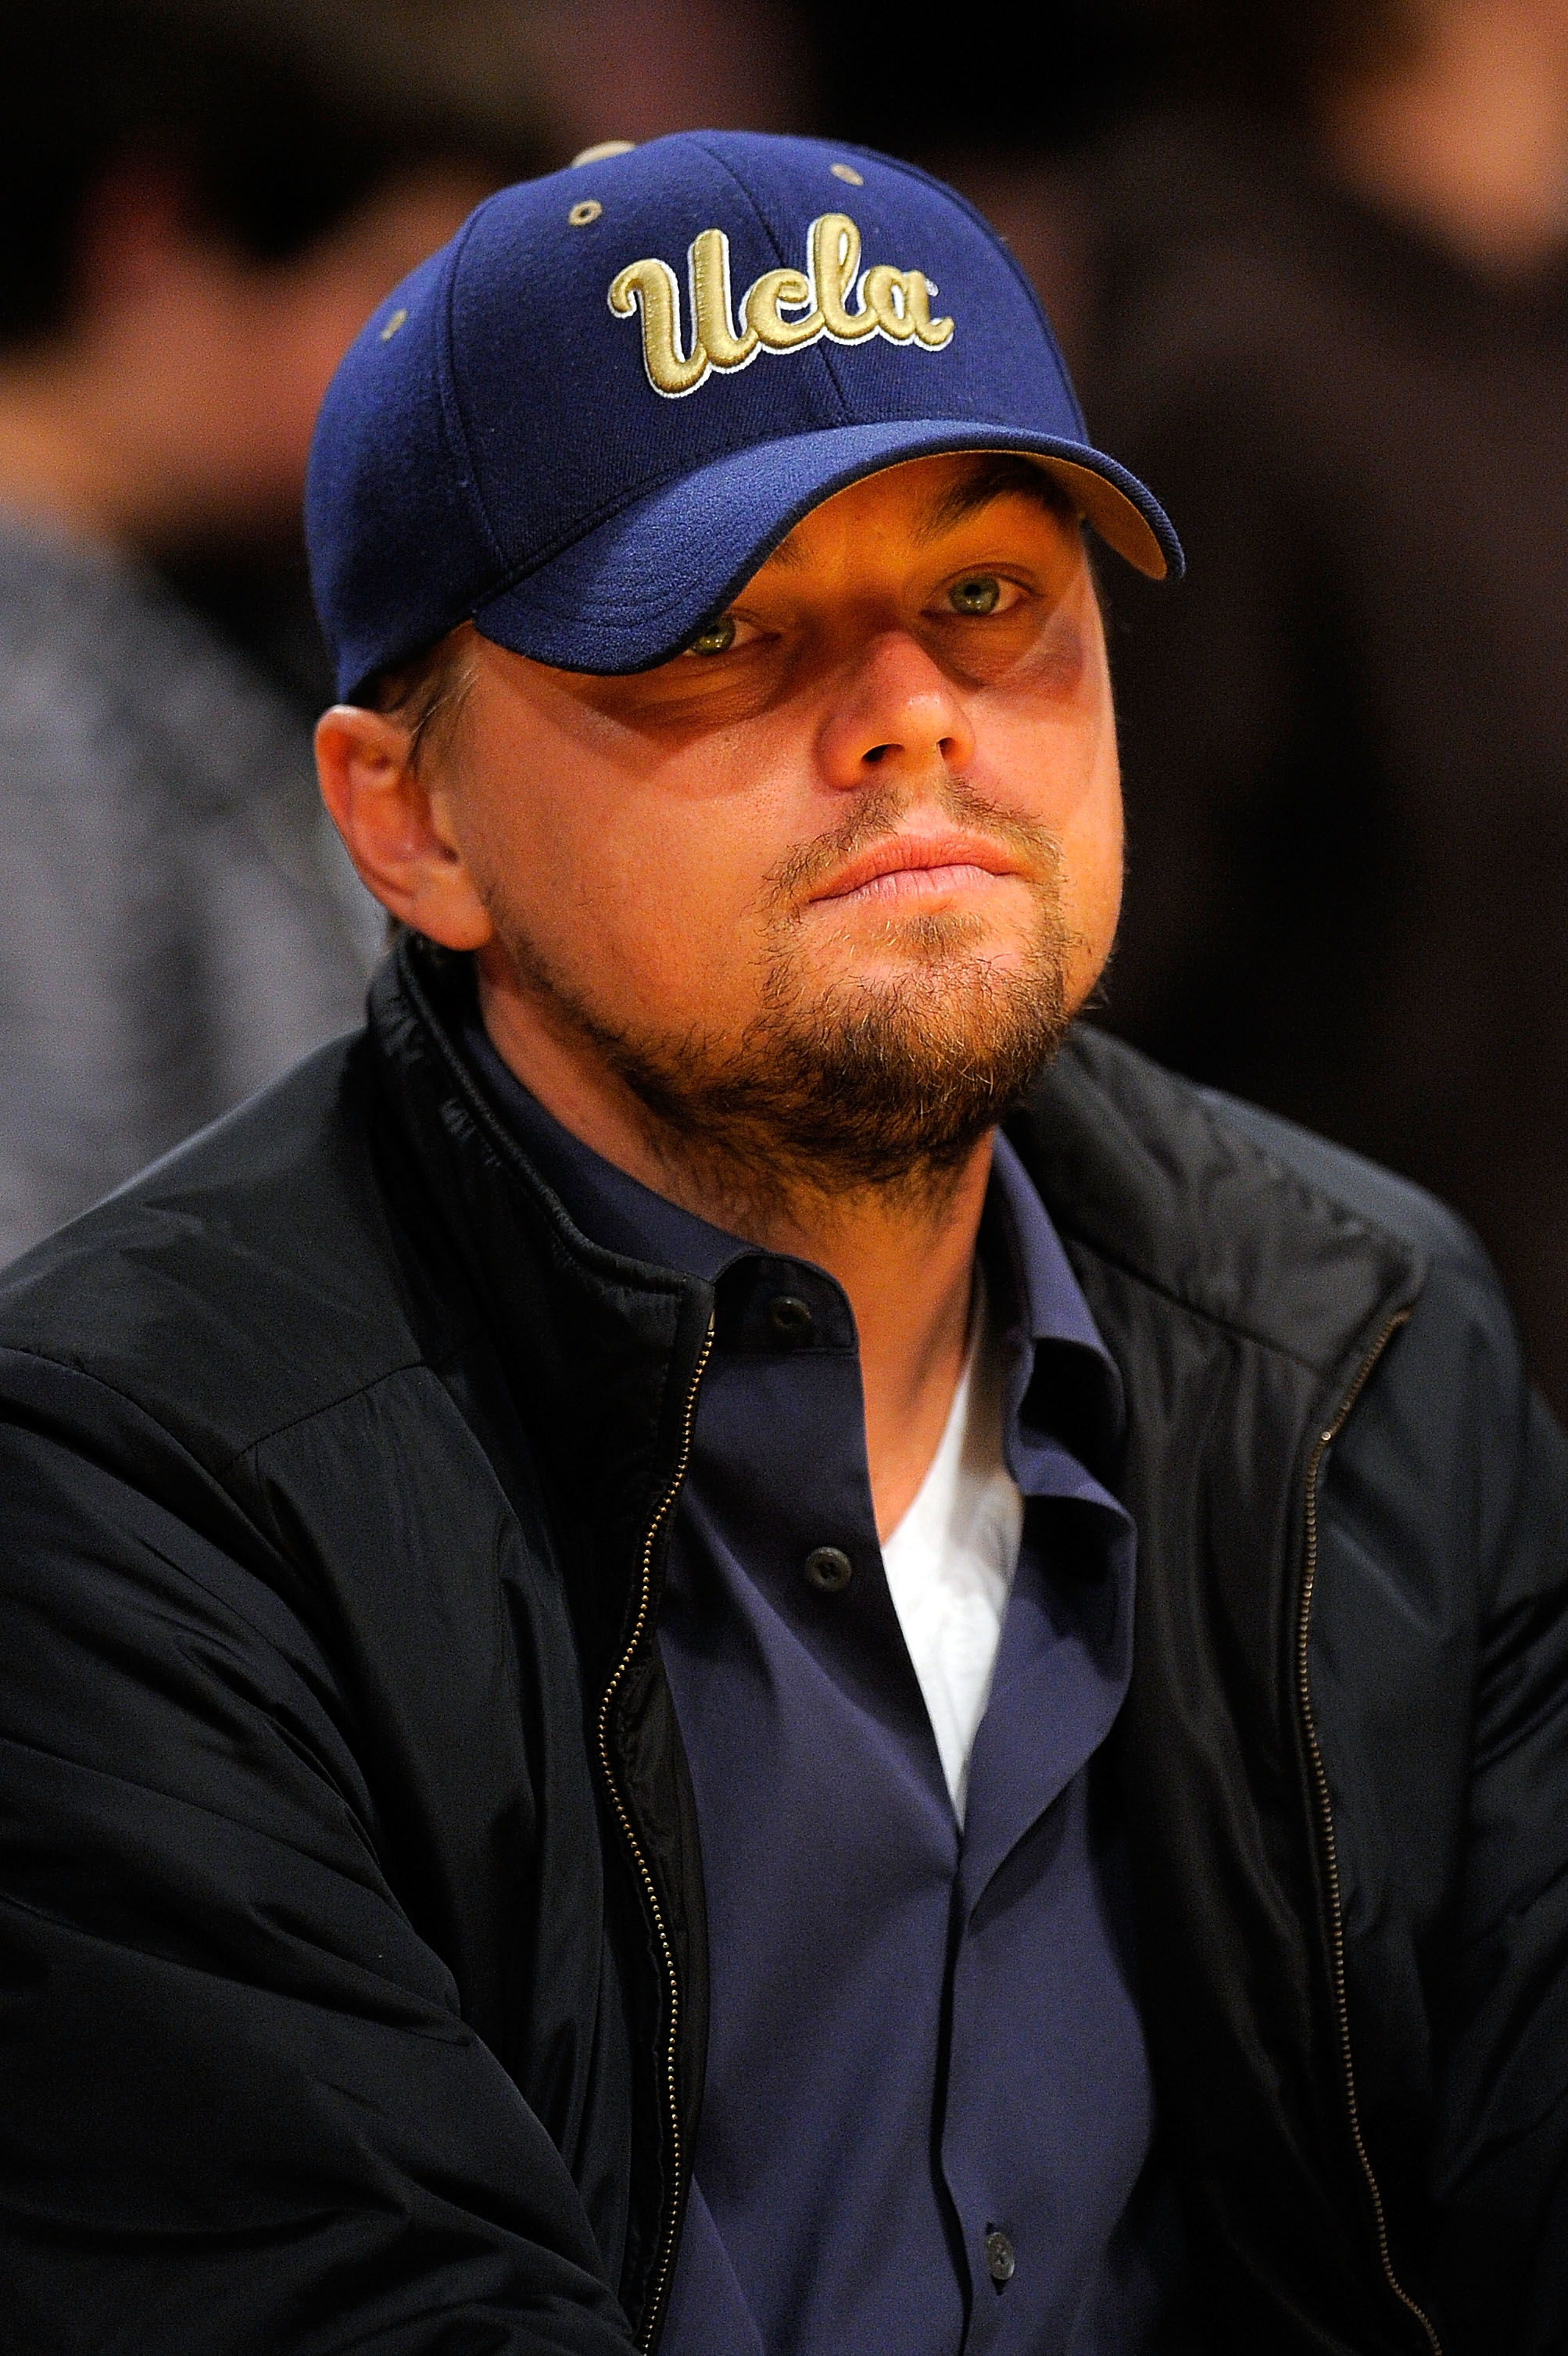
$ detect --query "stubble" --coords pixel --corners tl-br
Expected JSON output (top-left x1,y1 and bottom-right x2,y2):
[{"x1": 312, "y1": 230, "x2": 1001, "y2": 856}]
[{"x1": 489, "y1": 778, "x2": 1085, "y2": 1230}]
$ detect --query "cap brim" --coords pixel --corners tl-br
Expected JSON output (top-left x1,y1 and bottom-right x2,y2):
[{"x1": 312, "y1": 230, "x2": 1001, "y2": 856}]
[{"x1": 471, "y1": 419, "x2": 1181, "y2": 676}]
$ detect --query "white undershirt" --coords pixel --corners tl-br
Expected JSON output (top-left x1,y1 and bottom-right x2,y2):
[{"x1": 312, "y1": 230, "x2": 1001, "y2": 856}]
[{"x1": 879, "y1": 1274, "x2": 1024, "y2": 1825}]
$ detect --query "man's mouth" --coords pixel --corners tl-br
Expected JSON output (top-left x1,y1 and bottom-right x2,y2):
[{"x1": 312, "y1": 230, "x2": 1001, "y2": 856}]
[{"x1": 807, "y1": 832, "x2": 1026, "y2": 909}]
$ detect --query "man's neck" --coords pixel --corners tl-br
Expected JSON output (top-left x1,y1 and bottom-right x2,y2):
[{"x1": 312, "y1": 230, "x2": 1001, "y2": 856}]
[
  {"x1": 1323, "y1": 0, "x2": 1568, "y2": 277},
  {"x1": 479, "y1": 965, "x2": 989, "y2": 1543}
]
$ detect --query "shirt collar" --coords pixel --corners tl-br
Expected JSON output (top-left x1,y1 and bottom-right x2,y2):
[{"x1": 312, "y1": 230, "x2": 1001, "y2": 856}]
[
  {"x1": 463, "y1": 1009, "x2": 1122, "y2": 1438},
  {"x1": 985, "y1": 1130, "x2": 1126, "y2": 1445}
]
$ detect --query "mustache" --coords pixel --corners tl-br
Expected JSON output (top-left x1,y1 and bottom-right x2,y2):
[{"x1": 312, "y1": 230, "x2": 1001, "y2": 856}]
[{"x1": 765, "y1": 775, "x2": 1064, "y2": 912}]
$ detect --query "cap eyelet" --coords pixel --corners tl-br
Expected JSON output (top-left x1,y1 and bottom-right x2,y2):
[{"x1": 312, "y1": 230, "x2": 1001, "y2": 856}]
[
  {"x1": 378, "y1": 307, "x2": 408, "y2": 342},
  {"x1": 568, "y1": 199, "x2": 603, "y2": 227},
  {"x1": 830, "y1": 163, "x2": 864, "y2": 185}
]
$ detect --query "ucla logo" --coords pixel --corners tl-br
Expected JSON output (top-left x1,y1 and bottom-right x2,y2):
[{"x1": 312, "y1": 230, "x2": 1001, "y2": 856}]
[{"x1": 609, "y1": 212, "x2": 954, "y2": 398}]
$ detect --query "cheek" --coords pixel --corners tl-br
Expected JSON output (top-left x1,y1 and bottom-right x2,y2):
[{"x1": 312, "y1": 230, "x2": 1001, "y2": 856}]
[
  {"x1": 1055, "y1": 730, "x2": 1123, "y2": 985},
  {"x1": 979, "y1": 649, "x2": 1122, "y2": 975},
  {"x1": 1011, "y1": 607, "x2": 1090, "y2": 702},
  {"x1": 456, "y1": 729, "x2": 780, "y2": 1020},
  {"x1": 1065, "y1": 784, "x2": 1123, "y2": 972},
  {"x1": 983, "y1": 659, "x2": 1119, "y2": 853}
]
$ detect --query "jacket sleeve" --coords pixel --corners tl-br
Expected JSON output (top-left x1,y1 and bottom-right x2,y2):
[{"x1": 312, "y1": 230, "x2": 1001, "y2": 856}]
[
  {"x1": 1219, "y1": 1087, "x2": 1568, "y2": 2353},
  {"x1": 0, "y1": 1398, "x2": 641, "y2": 2356},
  {"x1": 1308, "y1": 1188, "x2": 1568, "y2": 2356},
  {"x1": 1430, "y1": 1371, "x2": 1568, "y2": 2351}
]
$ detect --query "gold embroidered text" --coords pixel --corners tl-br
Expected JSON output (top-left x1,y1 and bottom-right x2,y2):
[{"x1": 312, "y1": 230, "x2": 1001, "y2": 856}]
[{"x1": 608, "y1": 213, "x2": 954, "y2": 398}]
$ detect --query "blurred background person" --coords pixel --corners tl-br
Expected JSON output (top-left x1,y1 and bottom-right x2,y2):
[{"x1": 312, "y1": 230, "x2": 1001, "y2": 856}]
[
  {"x1": 1085, "y1": 0, "x2": 1568, "y2": 1414},
  {"x1": 510, "y1": 0, "x2": 814, "y2": 161},
  {"x1": 0, "y1": 0, "x2": 536, "y2": 1261}
]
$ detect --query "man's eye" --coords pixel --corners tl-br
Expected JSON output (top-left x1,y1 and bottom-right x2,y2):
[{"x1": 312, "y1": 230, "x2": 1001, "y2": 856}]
[
  {"x1": 686, "y1": 614, "x2": 737, "y2": 657},
  {"x1": 947, "y1": 574, "x2": 1003, "y2": 617}
]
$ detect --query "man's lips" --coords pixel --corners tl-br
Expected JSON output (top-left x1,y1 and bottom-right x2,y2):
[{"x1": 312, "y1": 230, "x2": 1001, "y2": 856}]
[{"x1": 807, "y1": 832, "x2": 1027, "y2": 909}]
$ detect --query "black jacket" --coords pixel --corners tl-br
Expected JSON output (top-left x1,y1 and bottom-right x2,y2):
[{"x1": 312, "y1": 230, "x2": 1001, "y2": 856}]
[{"x1": 0, "y1": 937, "x2": 1564, "y2": 2356}]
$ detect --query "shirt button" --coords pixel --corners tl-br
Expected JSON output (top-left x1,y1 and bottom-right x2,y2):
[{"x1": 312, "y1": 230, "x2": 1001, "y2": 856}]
[
  {"x1": 984, "y1": 2229, "x2": 1015, "y2": 2286},
  {"x1": 768, "y1": 1294, "x2": 814, "y2": 1342},
  {"x1": 802, "y1": 1545, "x2": 854, "y2": 1594}
]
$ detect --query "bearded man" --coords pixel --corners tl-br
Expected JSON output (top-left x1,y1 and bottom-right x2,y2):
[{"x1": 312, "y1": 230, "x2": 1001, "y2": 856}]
[{"x1": 0, "y1": 134, "x2": 1562, "y2": 2356}]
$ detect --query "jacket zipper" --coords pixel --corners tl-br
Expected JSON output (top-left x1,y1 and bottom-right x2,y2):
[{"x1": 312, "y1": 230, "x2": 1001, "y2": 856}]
[
  {"x1": 1298, "y1": 1307, "x2": 1443, "y2": 2356},
  {"x1": 595, "y1": 1313, "x2": 715, "y2": 2354}
]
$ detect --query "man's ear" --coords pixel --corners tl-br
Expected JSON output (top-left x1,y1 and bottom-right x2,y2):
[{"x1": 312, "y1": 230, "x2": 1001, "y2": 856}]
[{"x1": 315, "y1": 704, "x2": 494, "y2": 951}]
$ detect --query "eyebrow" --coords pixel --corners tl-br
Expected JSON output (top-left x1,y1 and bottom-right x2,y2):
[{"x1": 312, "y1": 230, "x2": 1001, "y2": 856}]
[
  {"x1": 757, "y1": 527, "x2": 806, "y2": 569},
  {"x1": 754, "y1": 455, "x2": 1074, "y2": 582},
  {"x1": 912, "y1": 457, "x2": 1074, "y2": 546}
]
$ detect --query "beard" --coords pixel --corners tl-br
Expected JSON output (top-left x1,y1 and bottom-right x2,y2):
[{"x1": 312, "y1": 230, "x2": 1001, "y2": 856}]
[{"x1": 489, "y1": 778, "x2": 1084, "y2": 1224}]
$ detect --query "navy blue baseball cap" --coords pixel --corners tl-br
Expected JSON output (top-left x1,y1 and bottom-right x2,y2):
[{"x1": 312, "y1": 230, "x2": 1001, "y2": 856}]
[{"x1": 306, "y1": 130, "x2": 1181, "y2": 700}]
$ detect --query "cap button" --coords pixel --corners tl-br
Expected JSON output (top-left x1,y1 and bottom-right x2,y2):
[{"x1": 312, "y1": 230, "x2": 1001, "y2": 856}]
[{"x1": 571, "y1": 140, "x2": 637, "y2": 166}]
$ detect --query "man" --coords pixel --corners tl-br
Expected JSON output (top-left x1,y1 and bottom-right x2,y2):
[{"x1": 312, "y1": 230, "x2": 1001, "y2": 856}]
[
  {"x1": 0, "y1": 132, "x2": 1563, "y2": 2356},
  {"x1": 0, "y1": 0, "x2": 530, "y2": 1260}
]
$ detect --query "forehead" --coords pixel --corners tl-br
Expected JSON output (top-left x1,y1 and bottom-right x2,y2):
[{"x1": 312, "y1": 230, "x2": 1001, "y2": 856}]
[{"x1": 758, "y1": 452, "x2": 1076, "y2": 575}]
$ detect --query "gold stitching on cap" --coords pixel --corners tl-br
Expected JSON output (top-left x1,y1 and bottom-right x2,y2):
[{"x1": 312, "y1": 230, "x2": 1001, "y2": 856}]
[
  {"x1": 608, "y1": 256, "x2": 708, "y2": 394},
  {"x1": 861, "y1": 262, "x2": 953, "y2": 346},
  {"x1": 379, "y1": 308, "x2": 408, "y2": 342},
  {"x1": 813, "y1": 213, "x2": 876, "y2": 342},
  {"x1": 742, "y1": 265, "x2": 821, "y2": 349},
  {"x1": 608, "y1": 212, "x2": 954, "y2": 397},
  {"x1": 830, "y1": 163, "x2": 864, "y2": 185},
  {"x1": 689, "y1": 227, "x2": 757, "y2": 367},
  {"x1": 569, "y1": 199, "x2": 603, "y2": 227}
]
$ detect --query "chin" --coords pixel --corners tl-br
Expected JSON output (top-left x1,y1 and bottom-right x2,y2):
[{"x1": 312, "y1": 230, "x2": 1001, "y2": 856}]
[
  {"x1": 811, "y1": 910, "x2": 1043, "y2": 992},
  {"x1": 832, "y1": 896, "x2": 999, "y2": 949}
]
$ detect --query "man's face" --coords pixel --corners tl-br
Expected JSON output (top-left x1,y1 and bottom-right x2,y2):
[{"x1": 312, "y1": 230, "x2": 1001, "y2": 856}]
[{"x1": 439, "y1": 452, "x2": 1122, "y2": 1197}]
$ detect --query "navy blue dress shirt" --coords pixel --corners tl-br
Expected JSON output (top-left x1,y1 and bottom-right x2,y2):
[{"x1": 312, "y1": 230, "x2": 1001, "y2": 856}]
[{"x1": 466, "y1": 1022, "x2": 1186, "y2": 2355}]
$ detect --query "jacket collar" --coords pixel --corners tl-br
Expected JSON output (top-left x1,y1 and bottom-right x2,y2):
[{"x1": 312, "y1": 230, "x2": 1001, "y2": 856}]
[
  {"x1": 369, "y1": 934, "x2": 1426, "y2": 1520},
  {"x1": 1004, "y1": 1026, "x2": 1426, "y2": 1401},
  {"x1": 366, "y1": 937, "x2": 715, "y2": 1688}
]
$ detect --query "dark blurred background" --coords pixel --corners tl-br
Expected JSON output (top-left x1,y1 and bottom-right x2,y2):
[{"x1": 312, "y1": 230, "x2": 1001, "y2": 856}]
[{"x1": 7, "y1": 0, "x2": 1568, "y2": 1420}]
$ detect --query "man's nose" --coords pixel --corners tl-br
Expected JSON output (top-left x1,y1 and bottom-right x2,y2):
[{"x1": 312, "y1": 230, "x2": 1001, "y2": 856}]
[{"x1": 814, "y1": 631, "x2": 976, "y2": 790}]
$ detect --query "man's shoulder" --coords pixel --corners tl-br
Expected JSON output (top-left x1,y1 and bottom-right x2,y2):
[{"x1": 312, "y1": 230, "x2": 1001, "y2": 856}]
[
  {"x1": 0, "y1": 1033, "x2": 423, "y2": 1465},
  {"x1": 1187, "y1": 1083, "x2": 1495, "y2": 1285},
  {"x1": 1028, "y1": 1026, "x2": 1561, "y2": 1639},
  {"x1": 1015, "y1": 1026, "x2": 1505, "y2": 1376}
]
